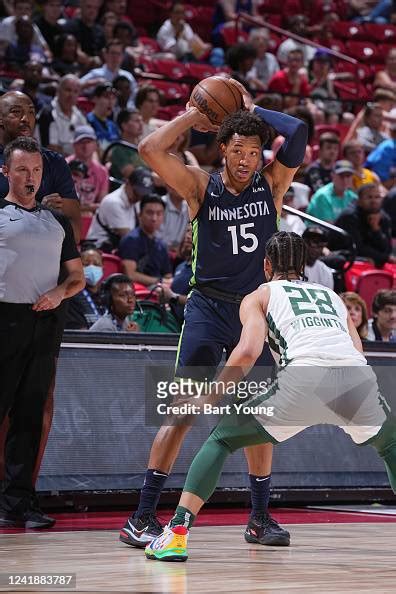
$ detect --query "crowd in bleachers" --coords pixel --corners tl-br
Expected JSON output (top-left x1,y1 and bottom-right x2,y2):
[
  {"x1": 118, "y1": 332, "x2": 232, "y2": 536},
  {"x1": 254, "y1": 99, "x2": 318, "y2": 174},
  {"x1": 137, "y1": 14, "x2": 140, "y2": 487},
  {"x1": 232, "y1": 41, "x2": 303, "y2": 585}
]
[{"x1": 0, "y1": 0, "x2": 395, "y2": 337}]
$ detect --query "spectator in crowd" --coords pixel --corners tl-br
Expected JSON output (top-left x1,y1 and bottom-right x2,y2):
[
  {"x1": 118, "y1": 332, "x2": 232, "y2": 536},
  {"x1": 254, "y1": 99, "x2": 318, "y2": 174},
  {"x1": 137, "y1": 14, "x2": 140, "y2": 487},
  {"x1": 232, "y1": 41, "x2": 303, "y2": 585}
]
[
  {"x1": 80, "y1": 39, "x2": 138, "y2": 102},
  {"x1": 156, "y1": 1, "x2": 211, "y2": 62},
  {"x1": 308, "y1": 50, "x2": 342, "y2": 121},
  {"x1": 37, "y1": 74, "x2": 87, "y2": 156},
  {"x1": 66, "y1": 125, "x2": 109, "y2": 214},
  {"x1": 279, "y1": 187, "x2": 306, "y2": 234},
  {"x1": 340, "y1": 291, "x2": 369, "y2": 340},
  {"x1": 247, "y1": 28, "x2": 280, "y2": 92},
  {"x1": 113, "y1": 20, "x2": 141, "y2": 69},
  {"x1": 351, "y1": 0, "x2": 393, "y2": 23},
  {"x1": 65, "y1": 247, "x2": 105, "y2": 329},
  {"x1": 367, "y1": 289, "x2": 396, "y2": 342},
  {"x1": 226, "y1": 42, "x2": 257, "y2": 93},
  {"x1": 87, "y1": 167, "x2": 155, "y2": 251},
  {"x1": 307, "y1": 160, "x2": 357, "y2": 223},
  {"x1": 87, "y1": 82, "x2": 120, "y2": 153},
  {"x1": 110, "y1": 109, "x2": 145, "y2": 181},
  {"x1": 213, "y1": 0, "x2": 259, "y2": 32},
  {"x1": 157, "y1": 185, "x2": 189, "y2": 251},
  {"x1": 276, "y1": 15, "x2": 316, "y2": 67},
  {"x1": 302, "y1": 226, "x2": 334, "y2": 289},
  {"x1": 0, "y1": 91, "x2": 81, "y2": 241},
  {"x1": 342, "y1": 139, "x2": 380, "y2": 190},
  {"x1": 113, "y1": 74, "x2": 136, "y2": 118},
  {"x1": 356, "y1": 103, "x2": 389, "y2": 153},
  {"x1": 383, "y1": 185, "x2": 396, "y2": 237},
  {"x1": 5, "y1": 15, "x2": 47, "y2": 70},
  {"x1": 118, "y1": 194, "x2": 172, "y2": 287},
  {"x1": 68, "y1": 158, "x2": 89, "y2": 200},
  {"x1": 373, "y1": 88, "x2": 396, "y2": 121},
  {"x1": 268, "y1": 49, "x2": 311, "y2": 108},
  {"x1": 0, "y1": 0, "x2": 50, "y2": 58},
  {"x1": 104, "y1": 0, "x2": 128, "y2": 21},
  {"x1": 332, "y1": 182, "x2": 394, "y2": 267},
  {"x1": 34, "y1": 0, "x2": 63, "y2": 54},
  {"x1": 135, "y1": 85, "x2": 165, "y2": 139},
  {"x1": 365, "y1": 120, "x2": 396, "y2": 189},
  {"x1": 15, "y1": 60, "x2": 52, "y2": 113},
  {"x1": 50, "y1": 33, "x2": 86, "y2": 77},
  {"x1": 374, "y1": 47, "x2": 396, "y2": 93},
  {"x1": 0, "y1": 136, "x2": 84, "y2": 529},
  {"x1": 101, "y1": 10, "x2": 117, "y2": 44},
  {"x1": 156, "y1": 225, "x2": 192, "y2": 323},
  {"x1": 304, "y1": 132, "x2": 340, "y2": 193},
  {"x1": 63, "y1": 0, "x2": 105, "y2": 58},
  {"x1": 89, "y1": 273, "x2": 139, "y2": 332}
]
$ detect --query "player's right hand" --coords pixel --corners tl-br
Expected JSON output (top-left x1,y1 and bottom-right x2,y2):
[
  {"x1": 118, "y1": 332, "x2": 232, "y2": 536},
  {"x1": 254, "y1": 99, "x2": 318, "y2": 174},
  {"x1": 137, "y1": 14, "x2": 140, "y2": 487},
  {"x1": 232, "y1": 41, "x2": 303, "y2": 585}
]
[{"x1": 185, "y1": 103, "x2": 219, "y2": 133}]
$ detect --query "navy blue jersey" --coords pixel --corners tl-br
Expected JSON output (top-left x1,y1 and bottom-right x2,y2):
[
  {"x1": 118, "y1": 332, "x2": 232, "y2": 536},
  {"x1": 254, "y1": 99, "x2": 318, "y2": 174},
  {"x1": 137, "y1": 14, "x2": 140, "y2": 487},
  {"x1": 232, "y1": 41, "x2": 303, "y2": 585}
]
[{"x1": 191, "y1": 171, "x2": 278, "y2": 294}]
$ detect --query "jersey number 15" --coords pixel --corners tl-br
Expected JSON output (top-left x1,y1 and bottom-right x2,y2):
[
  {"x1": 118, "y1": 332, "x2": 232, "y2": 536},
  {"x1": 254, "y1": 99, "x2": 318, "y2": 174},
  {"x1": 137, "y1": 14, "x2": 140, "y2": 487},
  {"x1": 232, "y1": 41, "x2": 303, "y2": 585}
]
[{"x1": 227, "y1": 223, "x2": 258, "y2": 255}]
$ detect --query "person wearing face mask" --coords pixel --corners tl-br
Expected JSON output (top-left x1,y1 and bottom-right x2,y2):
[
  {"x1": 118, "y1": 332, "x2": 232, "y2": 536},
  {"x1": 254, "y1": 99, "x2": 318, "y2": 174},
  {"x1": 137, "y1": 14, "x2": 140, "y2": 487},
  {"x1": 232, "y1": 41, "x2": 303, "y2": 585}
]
[{"x1": 65, "y1": 247, "x2": 105, "y2": 329}]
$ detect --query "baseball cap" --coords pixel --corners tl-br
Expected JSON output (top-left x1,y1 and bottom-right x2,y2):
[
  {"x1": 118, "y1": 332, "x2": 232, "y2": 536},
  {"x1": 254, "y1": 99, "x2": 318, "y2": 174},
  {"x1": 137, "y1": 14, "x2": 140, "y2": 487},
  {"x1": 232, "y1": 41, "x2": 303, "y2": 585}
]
[
  {"x1": 302, "y1": 226, "x2": 328, "y2": 242},
  {"x1": 73, "y1": 125, "x2": 97, "y2": 143},
  {"x1": 128, "y1": 167, "x2": 155, "y2": 196},
  {"x1": 333, "y1": 160, "x2": 354, "y2": 175},
  {"x1": 93, "y1": 82, "x2": 116, "y2": 97},
  {"x1": 313, "y1": 49, "x2": 332, "y2": 63}
]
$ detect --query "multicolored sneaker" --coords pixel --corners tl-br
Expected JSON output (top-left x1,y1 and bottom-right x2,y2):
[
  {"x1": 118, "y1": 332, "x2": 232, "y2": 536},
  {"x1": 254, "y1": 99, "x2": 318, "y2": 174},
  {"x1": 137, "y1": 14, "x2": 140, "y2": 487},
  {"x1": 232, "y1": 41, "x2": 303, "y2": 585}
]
[
  {"x1": 244, "y1": 512, "x2": 290, "y2": 546},
  {"x1": 145, "y1": 525, "x2": 189, "y2": 562},
  {"x1": 120, "y1": 512, "x2": 163, "y2": 548}
]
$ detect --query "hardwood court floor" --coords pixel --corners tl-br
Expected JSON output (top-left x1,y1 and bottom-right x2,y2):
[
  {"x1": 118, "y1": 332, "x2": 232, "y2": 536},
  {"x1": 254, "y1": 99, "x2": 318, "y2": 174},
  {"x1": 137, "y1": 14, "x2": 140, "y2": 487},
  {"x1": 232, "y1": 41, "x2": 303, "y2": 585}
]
[{"x1": 0, "y1": 523, "x2": 395, "y2": 593}]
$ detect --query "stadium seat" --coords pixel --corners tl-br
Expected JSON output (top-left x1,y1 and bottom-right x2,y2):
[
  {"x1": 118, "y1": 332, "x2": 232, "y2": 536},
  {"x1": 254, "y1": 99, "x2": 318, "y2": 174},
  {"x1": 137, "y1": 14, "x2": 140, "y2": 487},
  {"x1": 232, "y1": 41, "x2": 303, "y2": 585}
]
[
  {"x1": 148, "y1": 58, "x2": 188, "y2": 80},
  {"x1": 345, "y1": 41, "x2": 379, "y2": 63},
  {"x1": 157, "y1": 105, "x2": 185, "y2": 120},
  {"x1": 220, "y1": 25, "x2": 249, "y2": 47},
  {"x1": 146, "y1": 79, "x2": 190, "y2": 103},
  {"x1": 138, "y1": 36, "x2": 161, "y2": 54},
  {"x1": 81, "y1": 215, "x2": 92, "y2": 242},
  {"x1": 356, "y1": 270, "x2": 394, "y2": 317},
  {"x1": 102, "y1": 254, "x2": 123, "y2": 279},
  {"x1": 184, "y1": 62, "x2": 219, "y2": 82},
  {"x1": 332, "y1": 21, "x2": 366, "y2": 41},
  {"x1": 363, "y1": 23, "x2": 396, "y2": 44},
  {"x1": 334, "y1": 61, "x2": 373, "y2": 83},
  {"x1": 77, "y1": 96, "x2": 94, "y2": 115},
  {"x1": 333, "y1": 80, "x2": 372, "y2": 102}
]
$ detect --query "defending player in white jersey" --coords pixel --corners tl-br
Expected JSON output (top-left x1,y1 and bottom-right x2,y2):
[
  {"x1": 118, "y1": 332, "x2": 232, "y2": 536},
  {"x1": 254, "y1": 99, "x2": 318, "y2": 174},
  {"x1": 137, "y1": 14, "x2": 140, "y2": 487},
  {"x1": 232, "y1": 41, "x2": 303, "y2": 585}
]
[{"x1": 144, "y1": 231, "x2": 396, "y2": 562}]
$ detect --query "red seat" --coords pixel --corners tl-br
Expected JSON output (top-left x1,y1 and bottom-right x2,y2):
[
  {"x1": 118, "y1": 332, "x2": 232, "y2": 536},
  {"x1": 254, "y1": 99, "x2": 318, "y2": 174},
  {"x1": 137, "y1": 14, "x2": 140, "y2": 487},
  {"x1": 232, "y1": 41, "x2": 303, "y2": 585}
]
[
  {"x1": 345, "y1": 41, "x2": 379, "y2": 63},
  {"x1": 138, "y1": 36, "x2": 161, "y2": 54},
  {"x1": 102, "y1": 254, "x2": 122, "y2": 279},
  {"x1": 332, "y1": 21, "x2": 366, "y2": 41},
  {"x1": 157, "y1": 104, "x2": 185, "y2": 120},
  {"x1": 333, "y1": 80, "x2": 372, "y2": 102},
  {"x1": 184, "y1": 62, "x2": 219, "y2": 82},
  {"x1": 356, "y1": 270, "x2": 394, "y2": 317},
  {"x1": 334, "y1": 61, "x2": 373, "y2": 83},
  {"x1": 148, "y1": 58, "x2": 188, "y2": 80},
  {"x1": 363, "y1": 23, "x2": 396, "y2": 43},
  {"x1": 77, "y1": 96, "x2": 94, "y2": 115},
  {"x1": 146, "y1": 79, "x2": 190, "y2": 103},
  {"x1": 220, "y1": 25, "x2": 248, "y2": 47},
  {"x1": 80, "y1": 215, "x2": 92, "y2": 241}
]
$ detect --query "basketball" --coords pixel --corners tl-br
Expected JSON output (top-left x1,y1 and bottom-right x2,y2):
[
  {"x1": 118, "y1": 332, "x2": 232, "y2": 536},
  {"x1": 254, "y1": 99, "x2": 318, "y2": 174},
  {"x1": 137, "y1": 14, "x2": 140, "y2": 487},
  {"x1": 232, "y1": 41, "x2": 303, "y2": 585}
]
[{"x1": 189, "y1": 76, "x2": 244, "y2": 125}]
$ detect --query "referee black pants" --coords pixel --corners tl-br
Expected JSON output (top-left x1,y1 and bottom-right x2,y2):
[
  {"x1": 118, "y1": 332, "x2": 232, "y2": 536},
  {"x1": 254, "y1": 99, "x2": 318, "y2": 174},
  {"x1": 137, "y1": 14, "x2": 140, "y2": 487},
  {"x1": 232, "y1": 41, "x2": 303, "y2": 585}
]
[{"x1": 0, "y1": 303, "x2": 58, "y2": 513}]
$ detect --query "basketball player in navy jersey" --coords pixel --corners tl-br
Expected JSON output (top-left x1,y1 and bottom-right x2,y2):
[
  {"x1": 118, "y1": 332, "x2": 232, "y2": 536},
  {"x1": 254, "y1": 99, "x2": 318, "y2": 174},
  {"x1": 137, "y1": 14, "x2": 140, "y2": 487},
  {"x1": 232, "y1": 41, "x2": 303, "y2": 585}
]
[{"x1": 119, "y1": 80, "x2": 308, "y2": 548}]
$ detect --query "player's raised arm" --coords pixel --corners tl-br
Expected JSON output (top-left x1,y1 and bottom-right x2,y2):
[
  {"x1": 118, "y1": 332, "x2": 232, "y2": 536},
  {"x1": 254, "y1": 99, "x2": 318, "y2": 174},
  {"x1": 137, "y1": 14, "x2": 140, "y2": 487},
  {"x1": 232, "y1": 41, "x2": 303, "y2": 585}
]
[{"x1": 138, "y1": 108, "x2": 217, "y2": 218}]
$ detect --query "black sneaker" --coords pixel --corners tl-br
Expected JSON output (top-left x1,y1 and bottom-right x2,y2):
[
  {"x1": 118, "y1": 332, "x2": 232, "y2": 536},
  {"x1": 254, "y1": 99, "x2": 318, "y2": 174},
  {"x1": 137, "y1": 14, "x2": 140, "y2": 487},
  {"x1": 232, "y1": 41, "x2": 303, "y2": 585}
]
[
  {"x1": 244, "y1": 512, "x2": 290, "y2": 546},
  {"x1": 0, "y1": 508, "x2": 55, "y2": 529},
  {"x1": 0, "y1": 510, "x2": 25, "y2": 528},
  {"x1": 23, "y1": 508, "x2": 56, "y2": 529},
  {"x1": 120, "y1": 512, "x2": 163, "y2": 548}
]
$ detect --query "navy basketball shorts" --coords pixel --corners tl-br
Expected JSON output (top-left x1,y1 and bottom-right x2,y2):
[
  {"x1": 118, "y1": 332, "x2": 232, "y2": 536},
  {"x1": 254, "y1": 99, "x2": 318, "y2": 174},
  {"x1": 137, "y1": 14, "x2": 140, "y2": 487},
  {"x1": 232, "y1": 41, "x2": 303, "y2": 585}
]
[{"x1": 175, "y1": 289, "x2": 273, "y2": 382}]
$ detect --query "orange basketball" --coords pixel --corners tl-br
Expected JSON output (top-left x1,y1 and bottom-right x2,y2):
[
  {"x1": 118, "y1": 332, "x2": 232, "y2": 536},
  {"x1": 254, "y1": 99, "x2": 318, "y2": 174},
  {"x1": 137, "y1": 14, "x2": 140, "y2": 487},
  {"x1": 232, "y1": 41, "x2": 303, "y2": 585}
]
[{"x1": 189, "y1": 76, "x2": 244, "y2": 125}]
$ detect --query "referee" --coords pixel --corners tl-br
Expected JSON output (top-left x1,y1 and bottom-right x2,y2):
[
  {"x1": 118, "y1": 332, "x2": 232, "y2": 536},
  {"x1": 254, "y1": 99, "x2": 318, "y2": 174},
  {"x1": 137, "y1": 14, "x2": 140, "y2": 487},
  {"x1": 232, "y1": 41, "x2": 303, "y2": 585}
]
[{"x1": 0, "y1": 137, "x2": 84, "y2": 529}]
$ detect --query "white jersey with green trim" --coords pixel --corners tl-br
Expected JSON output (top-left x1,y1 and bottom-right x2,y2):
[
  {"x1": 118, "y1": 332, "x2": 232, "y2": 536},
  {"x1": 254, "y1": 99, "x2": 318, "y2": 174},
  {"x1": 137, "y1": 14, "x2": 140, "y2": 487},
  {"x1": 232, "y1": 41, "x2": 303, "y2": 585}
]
[{"x1": 264, "y1": 279, "x2": 367, "y2": 367}]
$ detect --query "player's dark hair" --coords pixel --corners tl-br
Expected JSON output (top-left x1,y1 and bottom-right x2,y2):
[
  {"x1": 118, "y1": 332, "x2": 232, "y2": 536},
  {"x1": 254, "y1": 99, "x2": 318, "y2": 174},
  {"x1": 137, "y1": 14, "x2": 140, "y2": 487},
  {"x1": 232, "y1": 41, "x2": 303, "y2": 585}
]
[
  {"x1": 372, "y1": 289, "x2": 396, "y2": 315},
  {"x1": 4, "y1": 136, "x2": 41, "y2": 166},
  {"x1": 217, "y1": 110, "x2": 270, "y2": 146},
  {"x1": 265, "y1": 231, "x2": 307, "y2": 280}
]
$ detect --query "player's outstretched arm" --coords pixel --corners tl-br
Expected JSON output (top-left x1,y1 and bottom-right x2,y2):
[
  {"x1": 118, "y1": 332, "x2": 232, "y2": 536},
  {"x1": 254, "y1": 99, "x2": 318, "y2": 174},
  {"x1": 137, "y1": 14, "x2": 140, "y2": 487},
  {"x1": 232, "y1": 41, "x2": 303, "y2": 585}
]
[{"x1": 138, "y1": 108, "x2": 217, "y2": 218}]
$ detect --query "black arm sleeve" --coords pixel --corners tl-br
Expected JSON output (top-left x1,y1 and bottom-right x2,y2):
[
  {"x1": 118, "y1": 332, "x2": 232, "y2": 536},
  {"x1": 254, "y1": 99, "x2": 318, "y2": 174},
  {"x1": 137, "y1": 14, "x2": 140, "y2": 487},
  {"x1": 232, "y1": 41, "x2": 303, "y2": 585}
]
[{"x1": 54, "y1": 212, "x2": 80, "y2": 262}]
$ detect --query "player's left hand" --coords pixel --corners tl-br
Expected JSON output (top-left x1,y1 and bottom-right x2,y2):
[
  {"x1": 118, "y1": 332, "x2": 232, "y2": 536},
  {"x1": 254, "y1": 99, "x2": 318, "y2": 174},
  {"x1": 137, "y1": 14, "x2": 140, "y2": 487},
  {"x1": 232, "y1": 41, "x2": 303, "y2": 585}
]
[
  {"x1": 185, "y1": 102, "x2": 220, "y2": 133},
  {"x1": 33, "y1": 286, "x2": 65, "y2": 311},
  {"x1": 228, "y1": 78, "x2": 254, "y2": 112},
  {"x1": 41, "y1": 193, "x2": 64, "y2": 211}
]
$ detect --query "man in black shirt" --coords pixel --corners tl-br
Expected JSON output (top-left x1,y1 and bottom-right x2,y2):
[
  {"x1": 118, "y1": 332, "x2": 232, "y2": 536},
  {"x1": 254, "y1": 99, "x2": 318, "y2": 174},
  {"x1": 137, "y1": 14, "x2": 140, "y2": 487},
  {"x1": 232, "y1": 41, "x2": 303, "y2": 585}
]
[
  {"x1": 34, "y1": 0, "x2": 63, "y2": 54},
  {"x1": 331, "y1": 183, "x2": 395, "y2": 267},
  {"x1": 0, "y1": 137, "x2": 84, "y2": 528},
  {"x1": 63, "y1": 0, "x2": 105, "y2": 57},
  {"x1": 304, "y1": 132, "x2": 340, "y2": 193}
]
